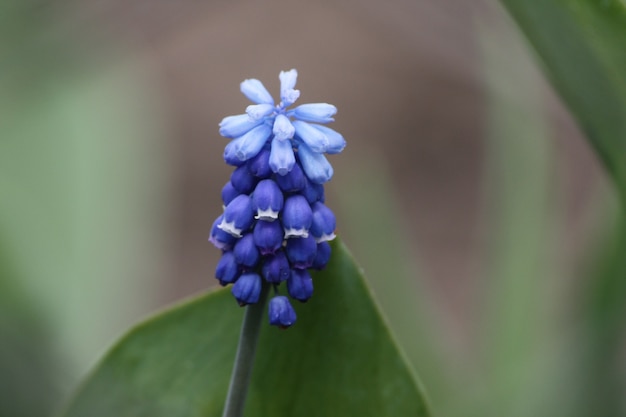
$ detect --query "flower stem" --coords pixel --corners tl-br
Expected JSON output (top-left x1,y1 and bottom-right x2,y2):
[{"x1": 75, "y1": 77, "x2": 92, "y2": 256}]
[{"x1": 221, "y1": 282, "x2": 270, "y2": 417}]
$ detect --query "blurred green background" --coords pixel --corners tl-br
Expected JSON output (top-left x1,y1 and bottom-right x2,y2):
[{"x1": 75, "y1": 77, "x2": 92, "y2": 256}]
[{"x1": 1, "y1": 0, "x2": 624, "y2": 416}]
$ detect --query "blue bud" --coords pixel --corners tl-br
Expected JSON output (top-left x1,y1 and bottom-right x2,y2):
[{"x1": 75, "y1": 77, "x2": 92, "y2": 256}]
[
  {"x1": 230, "y1": 165, "x2": 257, "y2": 194},
  {"x1": 233, "y1": 233, "x2": 260, "y2": 268},
  {"x1": 223, "y1": 137, "x2": 247, "y2": 166},
  {"x1": 287, "y1": 269, "x2": 313, "y2": 302},
  {"x1": 240, "y1": 79, "x2": 274, "y2": 105},
  {"x1": 312, "y1": 241, "x2": 331, "y2": 270},
  {"x1": 219, "y1": 114, "x2": 264, "y2": 139},
  {"x1": 282, "y1": 195, "x2": 313, "y2": 238},
  {"x1": 209, "y1": 214, "x2": 236, "y2": 250},
  {"x1": 310, "y1": 125, "x2": 346, "y2": 154},
  {"x1": 221, "y1": 182, "x2": 240, "y2": 206},
  {"x1": 253, "y1": 220, "x2": 284, "y2": 255},
  {"x1": 285, "y1": 235, "x2": 317, "y2": 268},
  {"x1": 310, "y1": 202, "x2": 336, "y2": 242},
  {"x1": 246, "y1": 103, "x2": 275, "y2": 120},
  {"x1": 215, "y1": 251, "x2": 240, "y2": 285},
  {"x1": 233, "y1": 124, "x2": 272, "y2": 162},
  {"x1": 297, "y1": 142, "x2": 333, "y2": 184},
  {"x1": 302, "y1": 176, "x2": 325, "y2": 204},
  {"x1": 293, "y1": 120, "x2": 329, "y2": 153},
  {"x1": 269, "y1": 136, "x2": 295, "y2": 176},
  {"x1": 219, "y1": 195, "x2": 254, "y2": 237},
  {"x1": 279, "y1": 69, "x2": 300, "y2": 106},
  {"x1": 293, "y1": 103, "x2": 337, "y2": 123},
  {"x1": 232, "y1": 272, "x2": 262, "y2": 306},
  {"x1": 273, "y1": 114, "x2": 295, "y2": 141},
  {"x1": 247, "y1": 147, "x2": 272, "y2": 178},
  {"x1": 275, "y1": 162, "x2": 306, "y2": 192},
  {"x1": 251, "y1": 179, "x2": 283, "y2": 221},
  {"x1": 268, "y1": 296, "x2": 297, "y2": 328},
  {"x1": 261, "y1": 250, "x2": 290, "y2": 283}
]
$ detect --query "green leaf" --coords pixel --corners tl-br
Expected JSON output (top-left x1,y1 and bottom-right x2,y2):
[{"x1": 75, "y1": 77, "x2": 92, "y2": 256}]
[
  {"x1": 60, "y1": 239, "x2": 431, "y2": 417},
  {"x1": 498, "y1": 0, "x2": 626, "y2": 203}
]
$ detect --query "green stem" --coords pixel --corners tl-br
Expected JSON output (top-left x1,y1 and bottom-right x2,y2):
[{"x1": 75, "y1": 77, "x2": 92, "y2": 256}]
[{"x1": 221, "y1": 282, "x2": 270, "y2": 417}]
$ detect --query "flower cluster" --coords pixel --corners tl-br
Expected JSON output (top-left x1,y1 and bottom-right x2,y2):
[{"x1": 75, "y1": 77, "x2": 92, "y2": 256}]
[{"x1": 209, "y1": 69, "x2": 345, "y2": 328}]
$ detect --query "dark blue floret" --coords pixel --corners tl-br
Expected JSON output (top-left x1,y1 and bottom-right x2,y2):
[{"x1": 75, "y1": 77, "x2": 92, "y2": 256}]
[
  {"x1": 233, "y1": 233, "x2": 260, "y2": 268},
  {"x1": 221, "y1": 182, "x2": 240, "y2": 206},
  {"x1": 312, "y1": 241, "x2": 331, "y2": 270},
  {"x1": 261, "y1": 251, "x2": 291, "y2": 283},
  {"x1": 287, "y1": 269, "x2": 314, "y2": 302},
  {"x1": 310, "y1": 202, "x2": 336, "y2": 242},
  {"x1": 282, "y1": 195, "x2": 313, "y2": 238},
  {"x1": 268, "y1": 295, "x2": 297, "y2": 328},
  {"x1": 230, "y1": 165, "x2": 258, "y2": 194},
  {"x1": 251, "y1": 179, "x2": 283, "y2": 221},
  {"x1": 285, "y1": 235, "x2": 317, "y2": 269},
  {"x1": 253, "y1": 220, "x2": 284, "y2": 255},
  {"x1": 247, "y1": 147, "x2": 273, "y2": 178},
  {"x1": 275, "y1": 162, "x2": 306, "y2": 192},
  {"x1": 216, "y1": 251, "x2": 240, "y2": 285},
  {"x1": 220, "y1": 195, "x2": 254, "y2": 237},
  {"x1": 232, "y1": 272, "x2": 262, "y2": 306},
  {"x1": 302, "y1": 176, "x2": 325, "y2": 204},
  {"x1": 209, "y1": 215, "x2": 236, "y2": 250}
]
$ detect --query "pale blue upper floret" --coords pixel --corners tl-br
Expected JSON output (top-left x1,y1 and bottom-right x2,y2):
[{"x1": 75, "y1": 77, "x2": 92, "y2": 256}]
[{"x1": 218, "y1": 69, "x2": 346, "y2": 184}]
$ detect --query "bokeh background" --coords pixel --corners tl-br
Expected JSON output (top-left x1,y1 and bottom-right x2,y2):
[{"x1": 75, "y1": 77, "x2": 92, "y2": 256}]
[{"x1": 1, "y1": 0, "x2": 622, "y2": 416}]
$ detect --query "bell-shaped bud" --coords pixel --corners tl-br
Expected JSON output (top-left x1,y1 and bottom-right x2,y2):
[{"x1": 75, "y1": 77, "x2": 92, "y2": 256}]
[
  {"x1": 311, "y1": 124, "x2": 346, "y2": 154},
  {"x1": 233, "y1": 233, "x2": 260, "y2": 268},
  {"x1": 209, "y1": 215, "x2": 236, "y2": 250},
  {"x1": 287, "y1": 269, "x2": 313, "y2": 302},
  {"x1": 261, "y1": 251, "x2": 291, "y2": 283},
  {"x1": 282, "y1": 195, "x2": 312, "y2": 238},
  {"x1": 218, "y1": 195, "x2": 254, "y2": 238},
  {"x1": 247, "y1": 147, "x2": 272, "y2": 178},
  {"x1": 251, "y1": 179, "x2": 283, "y2": 221},
  {"x1": 231, "y1": 272, "x2": 262, "y2": 306},
  {"x1": 293, "y1": 103, "x2": 337, "y2": 124},
  {"x1": 219, "y1": 114, "x2": 264, "y2": 139},
  {"x1": 302, "y1": 176, "x2": 325, "y2": 204},
  {"x1": 221, "y1": 182, "x2": 240, "y2": 206},
  {"x1": 253, "y1": 220, "x2": 284, "y2": 255},
  {"x1": 215, "y1": 251, "x2": 240, "y2": 286},
  {"x1": 285, "y1": 235, "x2": 317, "y2": 269},
  {"x1": 275, "y1": 162, "x2": 306, "y2": 192},
  {"x1": 240, "y1": 79, "x2": 274, "y2": 105},
  {"x1": 293, "y1": 120, "x2": 329, "y2": 153},
  {"x1": 230, "y1": 165, "x2": 257, "y2": 194},
  {"x1": 312, "y1": 241, "x2": 331, "y2": 270},
  {"x1": 310, "y1": 202, "x2": 336, "y2": 242},
  {"x1": 268, "y1": 296, "x2": 297, "y2": 328}
]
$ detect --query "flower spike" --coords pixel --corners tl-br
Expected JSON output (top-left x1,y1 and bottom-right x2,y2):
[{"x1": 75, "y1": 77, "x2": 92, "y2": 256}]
[{"x1": 210, "y1": 69, "x2": 345, "y2": 327}]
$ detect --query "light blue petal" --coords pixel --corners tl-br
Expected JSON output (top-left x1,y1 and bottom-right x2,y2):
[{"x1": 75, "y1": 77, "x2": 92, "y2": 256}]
[
  {"x1": 293, "y1": 120, "x2": 329, "y2": 153},
  {"x1": 240, "y1": 79, "x2": 274, "y2": 105},
  {"x1": 269, "y1": 137, "x2": 295, "y2": 175},
  {"x1": 311, "y1": 124, "x2": 346, "y2": 154},
  {"x1": 298, "y1": 142, "x2": 333, "y2": 184},
  {"x1": 273, "y1": 114, "x2": 295, "y2": 140},
  {"x1": 233, "y1": 124, "x2": 272, "y2": 161},
  {"x1": 219, "y1": 114, "x2": 263, "y2": 138},
  {"x1": 246, "y1": 104, "x2": 275, "y2": 120},
  {"x1": 279, "y1": 69, "x2": 300, "y2": 106},
  {"x1": 293, "y1": 103, "x2": 337, "y2": 123}
]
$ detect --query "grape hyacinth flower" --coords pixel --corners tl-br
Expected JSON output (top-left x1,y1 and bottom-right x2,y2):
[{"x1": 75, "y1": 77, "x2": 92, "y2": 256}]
[{"x1": 210, "y1": 69, "x2": 345, "y2": 328}]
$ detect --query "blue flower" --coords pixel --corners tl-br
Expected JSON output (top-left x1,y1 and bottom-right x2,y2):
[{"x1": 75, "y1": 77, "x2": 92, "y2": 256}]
[
  {"x1": 211, "y1": 69, "x2": 344, "y2": 327},
  {"x1": 218, "y1": 69, "x2": 345, "y2": 184},
  {"x1": 268, "y1": 296, "x2": 297, "y2": 328}
]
